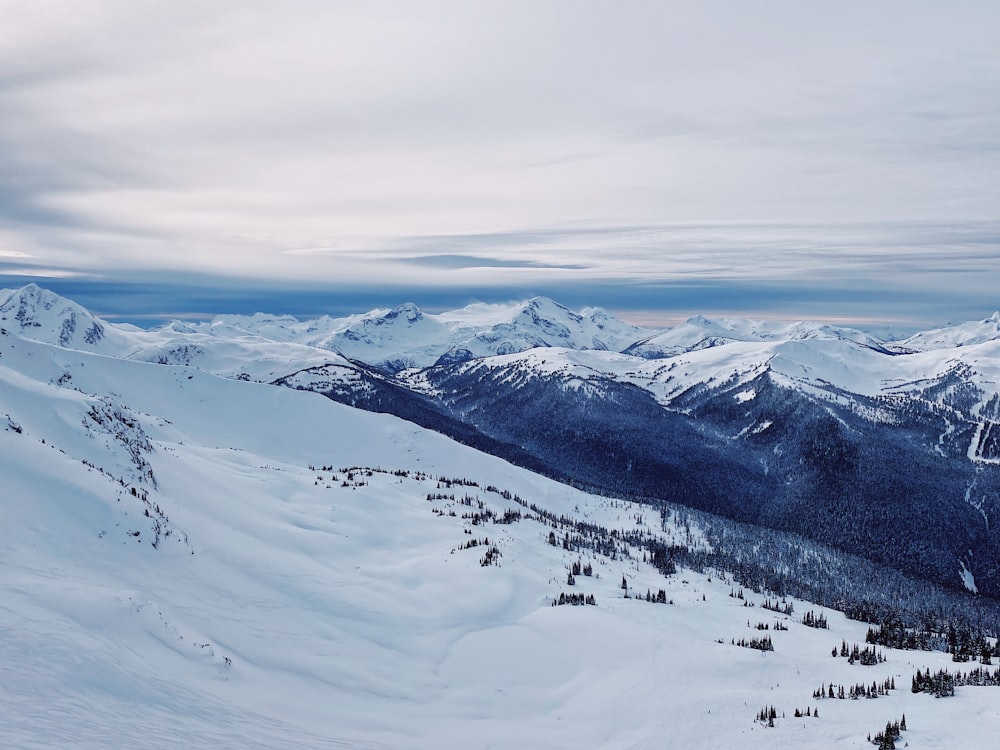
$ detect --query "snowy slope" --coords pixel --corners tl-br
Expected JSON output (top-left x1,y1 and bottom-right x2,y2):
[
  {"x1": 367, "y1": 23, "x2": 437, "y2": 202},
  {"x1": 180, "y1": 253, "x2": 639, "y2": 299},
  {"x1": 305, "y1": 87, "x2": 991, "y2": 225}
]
[
  {"x1": 7, "y1": 282, "x2": 998, "y2": 396},
  {"x1": 186, "y1": 296, "x2": 652, "y2": 371},
  {"x1": 408, "y1": 334, "x2": 1000, "y2": 418},
  {"x1": 2, "y1": 327, "x2": 996, "y2": 749},
  {"x1": 434, "y1": 296, "x2": 652, "y2": 359},
  {"x1": 897, "y1": 311, "x2": 1000, "y2": 352},
  {"x1": 626, "y1": 314, "x2": 892, "y2": 359},
  {"x1": 12, "y1": 284, "x2": 1000, "y2": 596},
  {"x1": 0, "y1": 285, "x2": 652, "y2": 373},
  {"x1": 12, "y1": 281, "x2": 1000, "y2": 477},
  {"x1": 0, "y1": 284, "x2": 367, "y2": 384},
  {"x1": 124, "y1": 334, "x2": 360, "y2": 383},
  {"x1": 197, "y1": 311, "x2": 344, "y2": 342},
  {"x1": 0, "y1": 283, "x2": 142, "y2": 356}
]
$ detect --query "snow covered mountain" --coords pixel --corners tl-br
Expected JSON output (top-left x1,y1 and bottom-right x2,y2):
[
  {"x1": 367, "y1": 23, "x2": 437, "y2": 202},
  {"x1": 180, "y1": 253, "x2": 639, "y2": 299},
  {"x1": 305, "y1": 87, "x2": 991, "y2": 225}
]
[
  {"x1": 1, "y1": 285, "x2": 652, "y2": 375},
  {"x1": 8, "y1": 283, "x2": 1000, "y2": 600},
  {"x1": 393, "y1": 336, "x2": 1000, "y2": 594},
  {"x1": 0, "y1": 283, "x2": 138, "y2": 355},
  {"x1": 184, "y1": 296, "x2": 652, "y2": 372},
  {"x1": 625, "y1": 315, "x2": 895, "y2": 358},
  {"x1": 0, "y1": 284, "x2": 370, "y2": 383},
  {"x1": 896, "y1": 311, "x2": 1000, "y2": 352},
  {"x1": 4, "y1": 309, "x2": 1000, "y2": 749}
]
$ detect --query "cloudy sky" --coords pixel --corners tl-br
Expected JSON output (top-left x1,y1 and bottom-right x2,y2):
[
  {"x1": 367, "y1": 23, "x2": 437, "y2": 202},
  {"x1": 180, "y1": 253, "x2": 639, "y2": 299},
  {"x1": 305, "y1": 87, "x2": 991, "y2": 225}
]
[{"x1": 1, "y1": 1, "x2": 998, "y2": 330}]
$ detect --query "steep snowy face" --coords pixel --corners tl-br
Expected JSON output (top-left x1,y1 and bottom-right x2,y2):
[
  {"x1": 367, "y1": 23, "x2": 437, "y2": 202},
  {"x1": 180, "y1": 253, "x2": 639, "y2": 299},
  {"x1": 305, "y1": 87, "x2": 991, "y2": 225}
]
[
  {"x1": 513, "y1": 296, "x2": 577, "y2": 336},
  {"x1": 314, "y1": 303, "x2": 454, "y2": 371},
  {"x1": 433, "y1": 297, "x2": 651, "y2": 365},
  {"x1": 0, "y1": 283, "x2": 124, "y2": 353},
  {"x1": 507, "y1": 297, "x2": 650, "y2": 351},
  {"x1": 898, "y1": 312, "x2": 1000, "y2": 352},
  {"x1": 508, "y1": 297, "x2": 649, "y2": 351}
]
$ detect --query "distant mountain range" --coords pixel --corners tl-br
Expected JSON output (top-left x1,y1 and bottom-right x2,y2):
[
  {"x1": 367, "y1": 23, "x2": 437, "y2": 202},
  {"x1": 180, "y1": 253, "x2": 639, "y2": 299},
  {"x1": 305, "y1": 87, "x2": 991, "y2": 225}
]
[
  {"x1": 9, "y1": 283, "x2": 997, "y2": 749},
  {"x1": 6, "y1": 282, "x2": 1000, "y2": 598}
]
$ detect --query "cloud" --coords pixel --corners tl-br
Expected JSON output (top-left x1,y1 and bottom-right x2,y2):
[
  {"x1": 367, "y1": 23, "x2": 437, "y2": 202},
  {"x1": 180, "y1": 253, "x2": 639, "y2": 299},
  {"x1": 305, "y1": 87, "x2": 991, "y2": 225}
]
[
  {"x1": 399, "y1": 255, "x2": 587, "y2": 270},
  {"x1": 0, "y1": 264, "x2": 82, "y2": 278},
  {"x1": 0, "y1": 1, "x2": 997, "y2": 326}
]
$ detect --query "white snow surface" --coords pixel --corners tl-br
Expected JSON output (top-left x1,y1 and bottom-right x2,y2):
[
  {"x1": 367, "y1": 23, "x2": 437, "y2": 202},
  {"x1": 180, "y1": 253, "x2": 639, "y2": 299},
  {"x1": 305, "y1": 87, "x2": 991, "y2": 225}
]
[
  {"x1": 898, "y1": 312, "x2": 1000, "y2": 352},
  {"x1": 626, "y1": 314, "x2": 890, "y2": 358},
  {"x1": 2, "y1": 296, "x2": 1000, "y2": 748},
  {"x1": 0, "y1": 283, "x2": 138, "y2": 355}
]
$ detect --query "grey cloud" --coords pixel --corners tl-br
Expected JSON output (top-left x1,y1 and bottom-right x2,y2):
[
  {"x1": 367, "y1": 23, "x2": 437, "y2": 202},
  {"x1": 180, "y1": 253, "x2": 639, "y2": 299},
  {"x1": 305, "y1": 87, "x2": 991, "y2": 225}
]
[
  {"x1": 0, "y1": 1, "x2": 997, "y2": 327},
  {"x1": 400, "y1": 254, "x2": 588, "y2": 270}
]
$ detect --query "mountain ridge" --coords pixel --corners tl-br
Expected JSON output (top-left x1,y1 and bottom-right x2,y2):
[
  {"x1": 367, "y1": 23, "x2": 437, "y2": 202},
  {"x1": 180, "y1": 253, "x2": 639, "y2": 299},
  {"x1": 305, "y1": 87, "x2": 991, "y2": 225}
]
[
  {"x1": 9, "y1": 282, "x2": 1000, "y2": 364},
  {"x1": 9, "y1": 284, "x2": 1000, "y2": 596},
  {"x1": 6, "y1": 284, "x2": 1000, "y2": 748}
]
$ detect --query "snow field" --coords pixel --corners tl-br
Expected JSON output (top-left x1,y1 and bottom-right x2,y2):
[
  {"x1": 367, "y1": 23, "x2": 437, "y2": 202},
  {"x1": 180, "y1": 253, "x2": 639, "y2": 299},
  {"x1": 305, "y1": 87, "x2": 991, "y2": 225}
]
[{"x1": 4, "y1": 302, "x2": 1000, "y2": 747}]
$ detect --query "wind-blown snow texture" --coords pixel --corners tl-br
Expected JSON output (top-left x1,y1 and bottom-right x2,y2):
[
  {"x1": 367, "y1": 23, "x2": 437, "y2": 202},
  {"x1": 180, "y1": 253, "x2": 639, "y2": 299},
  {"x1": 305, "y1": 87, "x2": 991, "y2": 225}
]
[{"x1": 4, "y1": 284, "x2": 1000, "y2": 748}]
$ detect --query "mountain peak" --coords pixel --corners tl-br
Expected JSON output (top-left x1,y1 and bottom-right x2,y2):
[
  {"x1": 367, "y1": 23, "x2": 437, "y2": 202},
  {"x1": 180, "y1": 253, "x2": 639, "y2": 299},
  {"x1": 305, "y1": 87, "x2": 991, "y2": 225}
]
[
  {"x1": 0, "y1": 283, "x2": 114, "y2": 350},
  {"x1": 522, "y1": 296, "x2": 573, "y2": 314},
  {"x1": 686, "y1": 314, "x2": 715, "y2": 327},
  {"x1": 2, "y1": 283, "x2": 80, "y2": 323},
  {"x1": 5, "y1": 282, "x2": 61, "y2": 307},
  {"x1": 386, "y1": 302, "x2": 423, "y2": 322},
  {"x1": 520, "y1": 296, "x2": 581, "y2": 321}
]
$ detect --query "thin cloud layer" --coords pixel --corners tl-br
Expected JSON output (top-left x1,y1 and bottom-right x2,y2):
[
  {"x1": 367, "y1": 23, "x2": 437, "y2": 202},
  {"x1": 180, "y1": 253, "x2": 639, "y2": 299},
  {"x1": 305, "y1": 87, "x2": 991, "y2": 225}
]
[{"x1": 0, "y1": 1, "x2": 998, "y2": 325}]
